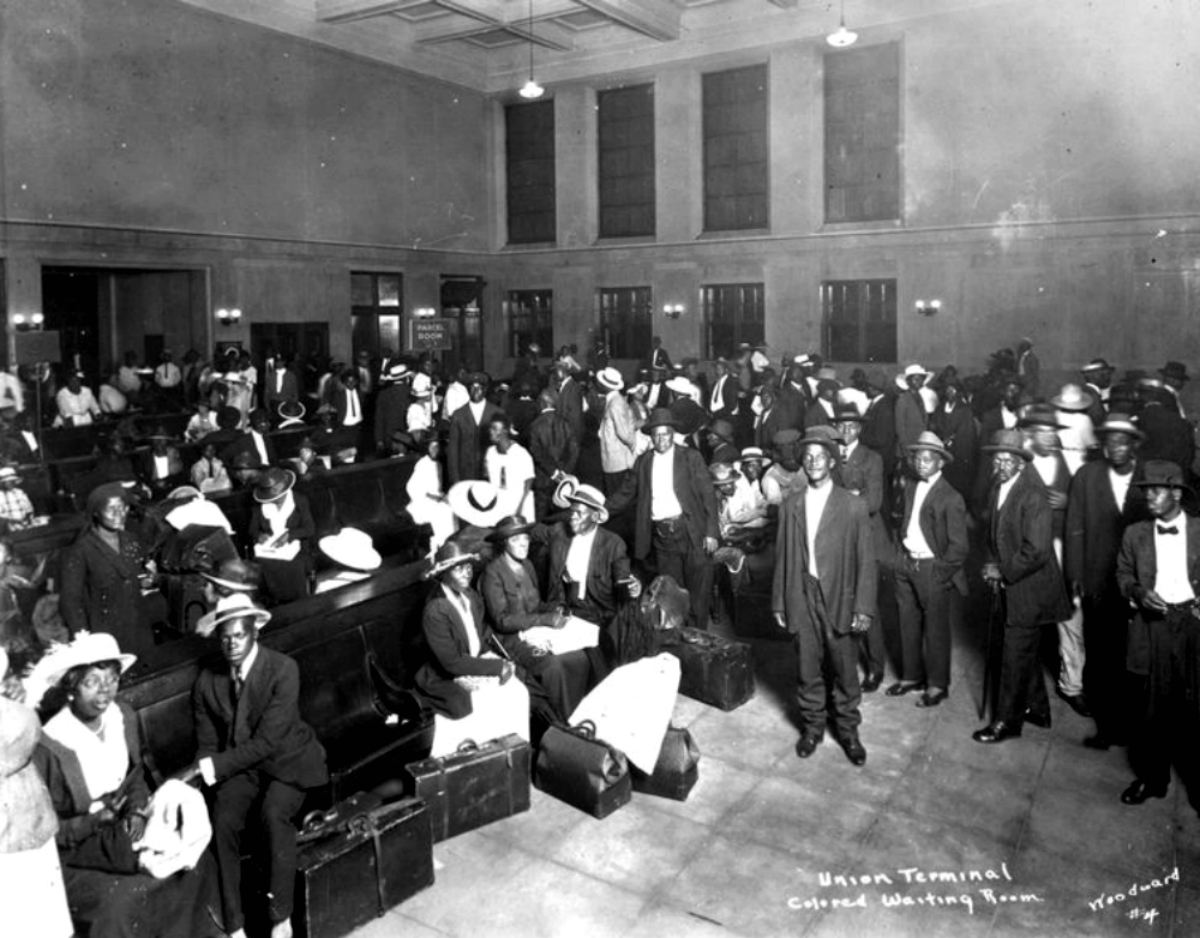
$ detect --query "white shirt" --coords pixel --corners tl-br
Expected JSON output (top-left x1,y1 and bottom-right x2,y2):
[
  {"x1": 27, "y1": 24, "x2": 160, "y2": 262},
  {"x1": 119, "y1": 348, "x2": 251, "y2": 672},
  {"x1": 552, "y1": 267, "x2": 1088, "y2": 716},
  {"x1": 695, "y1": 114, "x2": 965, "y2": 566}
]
[
  {"x1": 486, "y1": 442, "x2": 535, "y2": 519},
  {"x1": 710, "y1": 374, "x2": 728, "y2": 414},
  {"x1": 996, "y1": 471, "x2": 1020, "y2": 511},
  {"x1": 251, "y1": 431, "x2": 270, "y2": 466},
  {"x1": 650, "y1": 447, "x2": 683, "y2": 520},
  {"x1": 804, "y1": 480, "x2": 833, "y2": 577},
  {"x1": 1057, "y1": 411, "x2": 1095, "y2": 475},
  {"x1": 1153, "y1": 514, "x2": 1194, "y2": 604},
  {"x1": 155, "y1": 362, "x2": 182, "y2": 388},
  {"x1": 445, "y1": 585, "x2": 480, "y2": 656},
  {"x1": 1108, "y1": 466, "x2": 1134, "y2": 512},
  {"x1": 903, "y1": 472, "x2": 940, "y2": 558},
  {"x1": 1000, "y1": 405, "x2": 1019, "y2": 430},
  {"x1": 468, "y1": 399, "x2": 487, "y2": 425},
  {"x1": 343, "y1": 389, "x2": 362, "y2": 426},
  {"x1": 564, "y1": 527, "x2": 598, "y2": 600}
]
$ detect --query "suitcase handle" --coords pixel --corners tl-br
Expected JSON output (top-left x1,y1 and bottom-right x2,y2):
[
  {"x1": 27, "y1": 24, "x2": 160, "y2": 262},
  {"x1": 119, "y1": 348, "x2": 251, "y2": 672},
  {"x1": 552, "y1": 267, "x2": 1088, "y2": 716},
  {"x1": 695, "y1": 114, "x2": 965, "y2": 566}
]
[
  {"x1": 569, "y1": 719, "x2": 597, "y2": 740},
  {"x1": 456, "y1": 739, "x2": 480, "y2": 754}
]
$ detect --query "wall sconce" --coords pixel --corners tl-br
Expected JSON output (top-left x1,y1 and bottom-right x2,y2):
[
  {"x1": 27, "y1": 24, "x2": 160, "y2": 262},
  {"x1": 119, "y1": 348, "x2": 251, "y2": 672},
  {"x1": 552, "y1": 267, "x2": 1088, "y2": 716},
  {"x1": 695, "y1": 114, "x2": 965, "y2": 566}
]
[
  {"x1": 413, "y1": 307, "x2": 438, "y2": 319},
  {"x1": 662, "y1": 304, "x2": 685, "y2": 320},
  {"x1": 215, "y1": 307, "x2": 242, "y2": 326},
  {"x1": 915, "y1": 299, "x2": 943, "y2": 316},
  {"x1": 12, "y1": 312, "x2": 45, "y2": 332}
]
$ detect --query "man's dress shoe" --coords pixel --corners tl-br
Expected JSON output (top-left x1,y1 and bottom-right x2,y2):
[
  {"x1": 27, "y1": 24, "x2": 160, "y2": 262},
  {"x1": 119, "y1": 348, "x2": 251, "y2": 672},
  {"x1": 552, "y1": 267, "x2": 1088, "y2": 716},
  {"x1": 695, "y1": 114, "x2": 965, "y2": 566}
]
[
  {"x1": 1056, "y1": 690, "x2": 1092, "y2": 718},
  {"x1": 796, "y1": 734, "x2": 823, "y2": 759},
  {"x1": 1022, "y1": 708, "x2": 1052, "y2": 729},
  {"x1": 885, "y1": 681, "x2": 924, "y2": 697},
  {"x1": 840, "y1": 734, "x2": 867, "y2": 766},
  {"x1": 861, "y1": 672, "x2": 884, "y2": 694},
  {"x1": 916, "y1": 688, "x2": 948, "y2": 708},
  {"x1": 1120, "y1": 780, "x2": 1167, "y2": 805},
  {"x1": 972, "y1": 721, "x2": 1022, "y2": 744}
]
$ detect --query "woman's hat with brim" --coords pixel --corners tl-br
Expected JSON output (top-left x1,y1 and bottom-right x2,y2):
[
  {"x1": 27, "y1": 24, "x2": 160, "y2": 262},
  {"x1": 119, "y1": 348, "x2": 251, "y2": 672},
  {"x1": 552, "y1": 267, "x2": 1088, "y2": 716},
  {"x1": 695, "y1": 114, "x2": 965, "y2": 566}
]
[
  {"x1": 196, "y1": 593, "x2": 272, "y2": 638},
  {"x1": 596, "y1": 367, "x2": 624, "y2": 393},
  {"x1": 1096, "y1": 412, "x2": 1146, "y2": 441},
  {"x1": 1133, "y1": 460, "x2": 1194, "y2": 494},
  {"x1": 982, "y1": 429, "x2": 1032, "y2": 460},
  {"x1": 201, "y1": 557, "x2": 262, "y2": 593},
  {"x1": 424, "y1": 540, "x2": 480, "y2": 580},
  {"x1": 1050, "y1": 384, "x2": 1094, "y2": 412},
  {"x1": 319, "y1": 527, "x2": 382, "y2": 572},
  {"x1": 486, "y1": 514, "x2": 537, "y2": 543},
  {"x1": 35, "y1": 631, "x2": 138, "y2": 688},
  {"x1": 906, "y1": 430, "x2": 954, "y2": 464},
  {"x1": 797, "y1": 425, "x2": 844, "y2": 455},
  {"x1": 447, "y1": 479, "x2": 508, "y2": 528},
  {"x1": 0, "y1": 466, "x2": 22, "y2": 485},
  {"x1": 278, "y1": 400, "x2": 306, "y2": 422},
  {"x1": 640, "y1": 407, "x2": 679, "y2": 434},
  {"x1": 253, "y1": 467, "x2": 297, "y2": 503},
  {"x1": 165, "y1": 485, "x2": 203, "y2": 502},
  {"x1": 552, "y1": 474, "x2": 581, "y2": 510},
  {"x1": 708, "y1": 418, "x2": 736, "y2": 444}
]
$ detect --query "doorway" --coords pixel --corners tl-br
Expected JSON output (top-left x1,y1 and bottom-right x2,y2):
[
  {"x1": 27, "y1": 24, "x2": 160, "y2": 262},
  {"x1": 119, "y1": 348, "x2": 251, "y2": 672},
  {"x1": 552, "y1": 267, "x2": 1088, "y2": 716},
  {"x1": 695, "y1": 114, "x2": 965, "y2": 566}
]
[
  {"x1": 250, "y1": 322, "x2": 330, "y2": 398},
  {"x1": 440, "y1": 275, "x2": 485, "y2": 375}
]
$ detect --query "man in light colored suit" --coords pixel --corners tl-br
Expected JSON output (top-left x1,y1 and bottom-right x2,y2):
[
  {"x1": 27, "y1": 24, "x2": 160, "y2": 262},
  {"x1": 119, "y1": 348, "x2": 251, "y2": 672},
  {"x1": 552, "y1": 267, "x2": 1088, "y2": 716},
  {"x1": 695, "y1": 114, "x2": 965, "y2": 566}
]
[{"x1": 772, "y1": 425, "x2": 876, "y2": 766}]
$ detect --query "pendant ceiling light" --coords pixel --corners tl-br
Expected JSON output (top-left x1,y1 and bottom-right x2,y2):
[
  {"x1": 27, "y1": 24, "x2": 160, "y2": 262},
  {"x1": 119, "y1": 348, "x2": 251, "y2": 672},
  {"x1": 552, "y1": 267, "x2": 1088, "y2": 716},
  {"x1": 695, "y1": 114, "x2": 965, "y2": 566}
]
[
  {"x1": 826, "y1": 0, "x2": 858, "y2": 48},
  {"x1": 518, "y1": 0, "x2": 545, "y2": 99}
]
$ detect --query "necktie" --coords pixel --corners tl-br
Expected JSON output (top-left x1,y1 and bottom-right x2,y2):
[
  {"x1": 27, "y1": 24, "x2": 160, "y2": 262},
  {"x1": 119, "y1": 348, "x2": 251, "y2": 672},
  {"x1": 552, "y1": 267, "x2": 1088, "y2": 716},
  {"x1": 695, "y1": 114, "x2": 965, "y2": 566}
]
[
  {"x1": 840, "y1": 446, "x2": 849, "y2": 464},
  {"x1": 1158, "y1": 524, "x2": 1179, "y2": 535}
]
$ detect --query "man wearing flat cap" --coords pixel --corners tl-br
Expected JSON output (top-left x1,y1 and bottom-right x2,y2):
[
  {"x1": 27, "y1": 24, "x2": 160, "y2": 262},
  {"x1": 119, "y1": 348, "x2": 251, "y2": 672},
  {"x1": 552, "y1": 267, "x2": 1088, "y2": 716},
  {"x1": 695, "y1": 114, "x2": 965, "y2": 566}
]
[
  {"x1": 447, "y1": 372, "x2": 503, "y2": 486},
  {"x1": 773, "y1": 425, "x2": 876, "y2": 766},
  {"x1": 973, "y1": 429, "x2": 1072, "y2": 744},
  {"x1": 1064, "y1": 414, "x2": 1149, "y2": 749},
  {"x1": 608, "y1": 407, "x2": 718, "y2": 630},
  {"x1": 1115, "y1": 461, "x2": 1200, "y2": 808}
]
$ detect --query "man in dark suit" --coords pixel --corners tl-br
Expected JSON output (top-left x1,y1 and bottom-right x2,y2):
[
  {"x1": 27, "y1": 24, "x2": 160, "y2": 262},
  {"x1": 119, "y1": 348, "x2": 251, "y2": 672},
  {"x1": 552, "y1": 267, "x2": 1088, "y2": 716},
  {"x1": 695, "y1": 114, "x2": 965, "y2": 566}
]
[
  {"x1": 708, "y1": 357, "x2": 739, "y2": 422},
  {"x1": 184, "y1": 599, "x2": 328, "y2": 938},
  {"x1": 1138, "y1": 379, "x2": 1194, "y2": 481},
  {"x1": 833, "y1": 405, "x2": 891, "y2": 693},
  {"x1": 553, "y1": 361, "x2": 586, "y2": 442},
  {"x1": 527, "y1": 389, "x2": 579, "y2": 519},
  {"x1": 608, "y1": 407, "x2": 719, "y2": 630},
  {"x1": 447, "y1": 373, "x2": 503, "y2": 486},
  {"x1": 1065, "y1": 414, "x2": 1149, "y2": 749},
  {"x1": 974, "y1": 429, "x2": 1073, "y2": 743},
  {"x1": 888, "y1": 431, "x2": 968, "y2": 708},
  {"x1": 753, "y1": 381, "x2": 787, "y2": 450},
  {"x1": 772, "y1": 425, "x2": 876, "y2": 766},
  {"x1": 222, "y1": 407, "x2": 278, "y2": 470},
  {"x1": 893, "y1": 364, "x2": 930, "y2": 461},
  {"x1": 1115, "y1": 461, "x2": 1200, "y2": 807},
  {"x1": 262, "y1": 354, "x2": 300, "y2": 415},
  {"x1": 776, "y1": 355, "x2": 812, "y2": 432}
]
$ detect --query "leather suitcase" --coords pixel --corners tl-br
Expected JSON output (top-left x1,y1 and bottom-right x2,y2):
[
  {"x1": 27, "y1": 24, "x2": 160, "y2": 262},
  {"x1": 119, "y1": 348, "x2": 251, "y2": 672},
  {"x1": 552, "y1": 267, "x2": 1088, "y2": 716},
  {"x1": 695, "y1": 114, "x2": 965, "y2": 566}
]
[
  {"x1": 534, "y1": 720, "x2": 632, "y2": 819},
  {"x1": 295, "y1": 796, "x2": 434, "y2": 938},
  {"x1": 631, "y1": 725, "x2": 700, "y2": 801},
  {"x1": 668, "y1": 628, "x2": 756, "y2": 711},
  {"x1": 404, "y1": 734, "x2": 532, "y2": 842}
]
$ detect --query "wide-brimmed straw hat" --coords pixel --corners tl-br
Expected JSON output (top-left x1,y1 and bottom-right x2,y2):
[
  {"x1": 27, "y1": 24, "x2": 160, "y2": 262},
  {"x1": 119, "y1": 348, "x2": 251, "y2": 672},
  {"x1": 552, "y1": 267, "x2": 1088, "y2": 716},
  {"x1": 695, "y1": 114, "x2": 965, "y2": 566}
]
[
  {"x1": 982, "y1": 429, "x2": 1032, "y2": 460},
  {"x1": 196, "y1": 593, "x2": 272, "y2": 638},
  {"x1": 278, "y1": 400, "x2": 306, "y2": 422},
  {"x1": 596, "y1": 367, "x2": 624, "y2": 392},
  {"x1": 447, "y1": 479, "x2": 508, "y2": 528},
  {"x1": 319, "y1": 527, "x2": 381, "y2": 572},
  {"x1": 556, "y1": 481, "x2": 609, "y2": 524},
  {"x1": 739, "y1": 446, "x2": 772, "y2": 467},
  {"x1": 0, "y1": 466, "x2": 22, "y2": 485},
  {"x1": 486, "y1": 514, "x2": 537, "y2": 543},
  {"x1": 1050, "y1": 384, "x2": 1094, "y2": 412},
  {"x1": 424, "y1": 541, "x2": 480, "y2": 580},
  {"x1": 907, "y1": 430, "x2": 954, "y2": 463},
  {"x1": 35, "y1": 631, "x2": 137, "y2": 687},
  {"x1": 1095, "y1": 413, "x2": 1145, "y2": 440},
  {"x1": 1081, "y1": 358, "x2": 1113, "y2": 374},
  {"x1": 253, "y1": 467, "x2": 296, "y2": 503},
  {"x1": 201, "y1": 557, "x2": 262, "y2": 594},
  {"x1": 1018, "y1": 405, "x2": 1064, "y2": 430}
]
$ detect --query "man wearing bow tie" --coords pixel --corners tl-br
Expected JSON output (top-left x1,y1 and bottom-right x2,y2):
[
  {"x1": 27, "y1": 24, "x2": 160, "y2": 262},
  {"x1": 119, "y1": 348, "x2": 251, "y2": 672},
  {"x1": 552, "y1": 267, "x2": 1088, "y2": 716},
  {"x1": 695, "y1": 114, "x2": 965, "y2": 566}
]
[
  {"x1": 1116, "y1": 461, "x2": 1200, "y2": 808},
  {"x1": 185, "y1": 602, "x2": 328, "y2": 938}
]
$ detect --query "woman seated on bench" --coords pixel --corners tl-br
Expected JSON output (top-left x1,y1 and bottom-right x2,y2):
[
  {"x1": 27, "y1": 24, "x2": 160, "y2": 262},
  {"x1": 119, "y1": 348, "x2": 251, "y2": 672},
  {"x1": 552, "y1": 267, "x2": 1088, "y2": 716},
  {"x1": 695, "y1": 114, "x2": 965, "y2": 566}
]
[
  {"x1": 415, "y1": 541, "x2": 529, "y2": 757},
  {"x1": 29, "y1": 633, "x2": 220, "y2": 938}
]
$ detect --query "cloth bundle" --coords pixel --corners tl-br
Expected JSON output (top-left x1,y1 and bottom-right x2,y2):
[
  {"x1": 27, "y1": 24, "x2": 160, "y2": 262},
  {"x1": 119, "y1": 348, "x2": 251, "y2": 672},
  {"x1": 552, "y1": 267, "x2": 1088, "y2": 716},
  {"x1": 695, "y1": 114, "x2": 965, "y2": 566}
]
[{"x1": 133, "y1": 779, "x2": 212, "y2": 879}]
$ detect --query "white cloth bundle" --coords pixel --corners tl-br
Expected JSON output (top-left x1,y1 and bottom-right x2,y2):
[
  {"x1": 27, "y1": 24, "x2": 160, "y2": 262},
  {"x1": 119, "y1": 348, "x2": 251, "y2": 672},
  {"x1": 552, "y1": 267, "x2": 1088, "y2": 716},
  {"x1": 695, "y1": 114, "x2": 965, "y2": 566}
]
[
  {"x1": 522, "y1": 616, "x2": 599, "y2": 655},
  {"x1": 431, "y1": 679, "x2": 530, "y2": 758},
  {"x1": 569, "y1": 653, "x2": 681, "y2": 773},
  {"x1": 134, "y1": 779, "x2": 212, "y2": 880}
]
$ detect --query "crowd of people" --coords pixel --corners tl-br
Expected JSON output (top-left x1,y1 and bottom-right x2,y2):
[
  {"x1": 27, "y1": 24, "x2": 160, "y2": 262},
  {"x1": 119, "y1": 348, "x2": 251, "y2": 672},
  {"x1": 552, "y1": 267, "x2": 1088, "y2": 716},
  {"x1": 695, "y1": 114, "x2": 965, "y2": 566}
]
[{"x1": 3, "y1": 332, "x2": 1200, "y2": 937}]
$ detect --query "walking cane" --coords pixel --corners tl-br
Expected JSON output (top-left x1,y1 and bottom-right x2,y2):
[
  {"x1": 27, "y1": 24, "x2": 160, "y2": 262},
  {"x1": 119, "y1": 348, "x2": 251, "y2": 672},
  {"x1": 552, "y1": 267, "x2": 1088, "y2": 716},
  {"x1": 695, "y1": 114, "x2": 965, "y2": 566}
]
[{"x1": 979, "y1": 585, "x2": 1002, "y2": 721}]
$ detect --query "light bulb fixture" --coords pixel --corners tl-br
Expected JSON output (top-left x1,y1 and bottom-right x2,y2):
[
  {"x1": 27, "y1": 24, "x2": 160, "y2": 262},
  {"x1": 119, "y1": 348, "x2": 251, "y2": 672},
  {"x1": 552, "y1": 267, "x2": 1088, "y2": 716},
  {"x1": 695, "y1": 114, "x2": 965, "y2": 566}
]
[
  {"x1": 31, "y1": 312, "x2": 44, "y2": 327},
  {"x1": 518, "y1": 0, "x2": 544, "y2": 99},
  {"x1": 414, "y1": 306, "x2": 437, "y2": 319},
  {"x1": 215, "y1": 307, "x2": 243, "y2": 326},
  {"x1": 827, "y1": 0, "x2": 858, "y2": 48},
  {"x1": 915, "y1": 299, "x2": 943, "y2": 316},
  {"x1": 662, "y1": 303, "x2": 685, "y2": 320},
  {"x1": 11, "y1": 311, "x2": 44, "y2": 332}
]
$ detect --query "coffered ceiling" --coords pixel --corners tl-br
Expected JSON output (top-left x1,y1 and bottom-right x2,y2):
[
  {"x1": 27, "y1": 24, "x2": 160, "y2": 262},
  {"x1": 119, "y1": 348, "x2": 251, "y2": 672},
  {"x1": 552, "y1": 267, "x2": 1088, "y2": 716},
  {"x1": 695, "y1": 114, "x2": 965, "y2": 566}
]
[{"x1": 176, "y1": 0, "x2": 1023, "y2": 93}]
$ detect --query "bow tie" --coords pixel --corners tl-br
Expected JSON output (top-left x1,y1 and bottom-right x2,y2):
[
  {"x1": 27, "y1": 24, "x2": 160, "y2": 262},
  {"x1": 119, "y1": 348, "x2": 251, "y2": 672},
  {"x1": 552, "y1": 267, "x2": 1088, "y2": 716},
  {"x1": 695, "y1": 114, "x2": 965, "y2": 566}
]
[{"x1": 1157, "y1": 524, "x2": 1179, "y2": 536}]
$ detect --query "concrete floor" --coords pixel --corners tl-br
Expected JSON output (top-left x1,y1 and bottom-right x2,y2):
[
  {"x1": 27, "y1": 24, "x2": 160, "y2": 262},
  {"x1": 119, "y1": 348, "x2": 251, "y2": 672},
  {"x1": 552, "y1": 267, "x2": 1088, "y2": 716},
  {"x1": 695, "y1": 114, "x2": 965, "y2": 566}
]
[{"x1": 345, "y1": 595, "x2": 1196, "y2": 938}]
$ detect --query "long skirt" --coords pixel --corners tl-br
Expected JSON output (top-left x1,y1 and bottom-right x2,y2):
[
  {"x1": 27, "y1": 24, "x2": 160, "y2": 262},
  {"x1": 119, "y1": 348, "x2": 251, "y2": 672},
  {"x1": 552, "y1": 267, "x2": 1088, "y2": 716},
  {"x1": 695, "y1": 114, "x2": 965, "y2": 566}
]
[{"x1": 1, "y1": 836, "x2": 73, "y2": 938}]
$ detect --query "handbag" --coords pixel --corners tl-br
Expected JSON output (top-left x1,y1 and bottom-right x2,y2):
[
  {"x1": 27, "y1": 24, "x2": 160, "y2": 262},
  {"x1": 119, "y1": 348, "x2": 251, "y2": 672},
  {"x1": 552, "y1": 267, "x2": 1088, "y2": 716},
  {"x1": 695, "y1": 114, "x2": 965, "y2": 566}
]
[
  {"x1": 631, "y1": 725, "x2": 700, "y2": 801},
  {"x1": 534, "y1": 719, "x2": 631, "y2": 819}
]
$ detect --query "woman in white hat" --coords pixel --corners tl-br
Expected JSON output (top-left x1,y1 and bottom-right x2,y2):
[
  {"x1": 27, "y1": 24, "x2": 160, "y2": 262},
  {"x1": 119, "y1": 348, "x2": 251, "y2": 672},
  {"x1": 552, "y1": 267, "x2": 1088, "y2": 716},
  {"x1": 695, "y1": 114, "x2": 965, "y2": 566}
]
[
  {"x1": 414, "y1": 541, "x2": 530, "y2": 756},
  {"x1": 29, "y1": 634, "x2": 220, "y2": 938}
]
